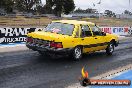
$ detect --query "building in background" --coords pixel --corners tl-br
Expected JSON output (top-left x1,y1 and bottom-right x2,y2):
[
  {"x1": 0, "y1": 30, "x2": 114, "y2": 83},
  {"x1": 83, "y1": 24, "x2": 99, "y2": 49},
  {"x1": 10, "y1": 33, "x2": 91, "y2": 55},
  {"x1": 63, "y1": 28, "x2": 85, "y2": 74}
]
[{"x1": 116, "y1": 14, "x2": 132, "y2": 19}]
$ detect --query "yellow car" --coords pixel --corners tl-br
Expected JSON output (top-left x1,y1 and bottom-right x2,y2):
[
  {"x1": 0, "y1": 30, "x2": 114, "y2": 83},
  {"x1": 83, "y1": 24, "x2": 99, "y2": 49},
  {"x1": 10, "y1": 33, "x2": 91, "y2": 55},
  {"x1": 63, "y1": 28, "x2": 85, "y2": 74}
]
[{"x1": 26, "y1": 20, "x2": 119, "y2": 60}]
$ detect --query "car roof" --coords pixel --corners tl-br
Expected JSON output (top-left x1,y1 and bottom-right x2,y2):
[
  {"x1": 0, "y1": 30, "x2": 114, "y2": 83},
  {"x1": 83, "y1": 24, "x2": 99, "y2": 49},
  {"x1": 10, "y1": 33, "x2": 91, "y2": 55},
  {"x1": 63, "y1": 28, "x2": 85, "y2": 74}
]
[{"x1": 52, "y1": 20, "x2": 95, "y2": 25}]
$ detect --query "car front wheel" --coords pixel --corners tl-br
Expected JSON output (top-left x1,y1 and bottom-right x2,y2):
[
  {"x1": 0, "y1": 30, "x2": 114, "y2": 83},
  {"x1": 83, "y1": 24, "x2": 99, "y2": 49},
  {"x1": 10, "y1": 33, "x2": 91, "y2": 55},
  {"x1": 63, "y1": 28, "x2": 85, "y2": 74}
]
[
  {"x1": 106, "y1": 42, "x2": 114, "y2": 55},
  {"x1": 72, "y1": 46, "x2": 82, "y2": 60}
]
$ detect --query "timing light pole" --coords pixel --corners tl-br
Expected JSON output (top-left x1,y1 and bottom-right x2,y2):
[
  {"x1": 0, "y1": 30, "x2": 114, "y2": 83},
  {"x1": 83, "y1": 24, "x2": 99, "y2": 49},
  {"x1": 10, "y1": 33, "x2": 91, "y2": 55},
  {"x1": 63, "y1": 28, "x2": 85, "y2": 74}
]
[
  {"x1": 93, "y1": 0, "x2": 102, "y2": 19},
  {"x1": 97, "y1": 0, "x2": 101, "y2": 19}
]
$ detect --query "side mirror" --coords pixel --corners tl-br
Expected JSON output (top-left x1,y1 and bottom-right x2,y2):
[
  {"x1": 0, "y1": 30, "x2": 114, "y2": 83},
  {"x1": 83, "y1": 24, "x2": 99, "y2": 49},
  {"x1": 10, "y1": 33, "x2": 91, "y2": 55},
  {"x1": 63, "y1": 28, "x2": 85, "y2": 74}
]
[{"x1": 102, "y1": 32, "x2": 106, "y2": 36}]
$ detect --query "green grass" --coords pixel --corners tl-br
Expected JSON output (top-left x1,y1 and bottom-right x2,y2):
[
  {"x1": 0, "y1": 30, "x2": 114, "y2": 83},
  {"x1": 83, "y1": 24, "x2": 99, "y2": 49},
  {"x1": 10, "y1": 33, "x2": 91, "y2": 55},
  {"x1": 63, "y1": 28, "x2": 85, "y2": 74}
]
[
  {"x1": 0, "y1": 16, "x2": 52, "y2": 27},
  {"x1": 81, "y1": 17, "x2": 132, "y2": 27},
  {"x1": 0, "y1": 16, "x2": 132, "y2": 27}
]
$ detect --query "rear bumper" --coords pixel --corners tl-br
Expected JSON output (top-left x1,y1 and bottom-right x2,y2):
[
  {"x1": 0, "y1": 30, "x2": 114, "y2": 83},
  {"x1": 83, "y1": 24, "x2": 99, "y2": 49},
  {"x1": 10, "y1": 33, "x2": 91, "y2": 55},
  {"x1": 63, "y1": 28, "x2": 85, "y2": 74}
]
[{"x1": 26, "y1": 43, "x2": 74, "y2": 55}]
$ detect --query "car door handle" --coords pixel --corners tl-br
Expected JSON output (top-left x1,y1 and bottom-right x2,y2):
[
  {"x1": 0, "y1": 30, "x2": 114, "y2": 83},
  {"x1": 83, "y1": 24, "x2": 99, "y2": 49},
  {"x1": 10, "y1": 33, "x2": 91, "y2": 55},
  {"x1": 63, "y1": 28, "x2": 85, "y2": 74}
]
[
  {"x1": 95, "y1": 38, "x2": 97, "y2": 39},
  {"x1": 81, "y1": 39, "x2": 84, "y2": 40}
]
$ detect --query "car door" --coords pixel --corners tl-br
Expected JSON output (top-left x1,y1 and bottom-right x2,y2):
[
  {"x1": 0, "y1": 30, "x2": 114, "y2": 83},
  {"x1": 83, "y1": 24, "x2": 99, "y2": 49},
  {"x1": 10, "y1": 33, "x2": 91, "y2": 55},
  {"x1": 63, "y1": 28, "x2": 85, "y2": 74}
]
[
  {"x1": 89, "y1": 24, "x2": 108, "y2": 51},
  {"x1": 80, "y1": 25, "x2": 98, "y2": 53}
]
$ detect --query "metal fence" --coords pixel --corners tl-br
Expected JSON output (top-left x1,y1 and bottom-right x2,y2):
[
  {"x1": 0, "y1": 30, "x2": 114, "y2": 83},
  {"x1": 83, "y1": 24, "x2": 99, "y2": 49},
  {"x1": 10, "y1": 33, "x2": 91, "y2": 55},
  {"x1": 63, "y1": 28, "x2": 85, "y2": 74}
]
[{"x1": 116, "y1": 14, "x2": 132, "y2": 19}]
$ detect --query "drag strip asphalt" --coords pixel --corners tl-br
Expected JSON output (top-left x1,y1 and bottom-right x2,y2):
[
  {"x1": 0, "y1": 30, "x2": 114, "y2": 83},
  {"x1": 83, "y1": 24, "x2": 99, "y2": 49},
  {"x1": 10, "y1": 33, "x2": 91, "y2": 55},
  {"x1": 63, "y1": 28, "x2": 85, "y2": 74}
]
[{"x1": 0, "y1": 39, "x2": 132, "y2": 88}]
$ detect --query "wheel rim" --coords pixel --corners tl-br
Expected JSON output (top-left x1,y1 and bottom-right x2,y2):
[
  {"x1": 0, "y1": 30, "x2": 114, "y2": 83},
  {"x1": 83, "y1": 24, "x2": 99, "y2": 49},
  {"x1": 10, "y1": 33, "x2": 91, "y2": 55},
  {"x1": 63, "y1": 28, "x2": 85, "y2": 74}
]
[
  {"x1": 109, "y1": 44, "x2": 114, "y2": 53},
  {"x1": 75, "y1": 47, "x2": 81, "y2": 59}
]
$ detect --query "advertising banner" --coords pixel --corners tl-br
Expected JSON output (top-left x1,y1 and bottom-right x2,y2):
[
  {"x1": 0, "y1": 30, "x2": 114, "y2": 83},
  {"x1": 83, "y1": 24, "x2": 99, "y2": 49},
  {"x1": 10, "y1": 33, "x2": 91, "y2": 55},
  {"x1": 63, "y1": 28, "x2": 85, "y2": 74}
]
[
  {"x1": 101, "y1": 27, "x2": 112, "y2": 34},
  {"x1": 0, "y1": 27, "x2": 131, "y2": 44},
  {"x1": 0, "y1": 28, "x2": 43, "y2": 44},
  {"x1": 101, "y1": 27, "x2": 130, "y2": 35}
]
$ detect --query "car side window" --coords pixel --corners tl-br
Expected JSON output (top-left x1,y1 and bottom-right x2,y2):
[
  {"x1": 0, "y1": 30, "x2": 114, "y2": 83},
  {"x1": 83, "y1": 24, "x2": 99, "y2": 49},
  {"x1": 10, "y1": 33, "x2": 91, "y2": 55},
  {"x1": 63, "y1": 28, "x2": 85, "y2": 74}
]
[
  {"x1": 81, "y1": 25, "x2": 92, "y2": 37},
  {"x1": 91, "y1": 25, "x2": 102, "y2": 36},
  {"x1": 75, "y1": 28, "x2": 79, "y2": 37}
]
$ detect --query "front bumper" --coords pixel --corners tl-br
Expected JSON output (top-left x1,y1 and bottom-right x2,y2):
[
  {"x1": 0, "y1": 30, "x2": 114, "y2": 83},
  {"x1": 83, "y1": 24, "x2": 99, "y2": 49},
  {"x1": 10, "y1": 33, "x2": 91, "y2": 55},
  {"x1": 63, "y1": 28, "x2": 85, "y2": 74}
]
[{"x1": 26, "y1": 43, "x2": 74, "y2": 55}]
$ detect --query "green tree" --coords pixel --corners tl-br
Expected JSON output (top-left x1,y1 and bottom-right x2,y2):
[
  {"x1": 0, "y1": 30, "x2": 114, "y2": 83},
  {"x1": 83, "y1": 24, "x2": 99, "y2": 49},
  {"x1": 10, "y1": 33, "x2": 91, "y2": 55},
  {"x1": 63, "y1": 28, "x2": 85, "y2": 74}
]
[
  {"x1": 14, "y1": 0, "x2": 41, "y2": 12},
  {"x1": 0, "y1": 0, "x2": 14, "y2": 13},
  {"x1": 0, "y1": 0, "x2": 5, "y2": 8},
  {"x1": 124, "y1": 10, "x2": 132, "y2": 15},
  {"x1": 63, "y1": 0, "x2": 75, "y2": 14},
  {"x1": 46, "y1": 0, "x2": 75, "y2": 17},
  {"x1": 34, "y1": 5, "x2": 44, "y2": 14},
  {"x1": 43, "y1": 0, "x2": 53, "y2": 14},
  {"x1": 104, "y1": 10, "x2": 116, "y2": 17},
  {"x1": 74, "y1": 8, "x2": 83, "y2": 13},
  {"x1": 74, "y1": 8, "x2": 97, "y2": 13}
]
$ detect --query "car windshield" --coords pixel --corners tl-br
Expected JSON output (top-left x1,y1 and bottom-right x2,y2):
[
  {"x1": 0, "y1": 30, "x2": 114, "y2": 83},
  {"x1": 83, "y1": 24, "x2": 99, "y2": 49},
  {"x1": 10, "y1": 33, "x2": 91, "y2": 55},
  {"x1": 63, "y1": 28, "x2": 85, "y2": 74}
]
[{"x1": 45, "y1": 22, "x2": 74, "y2": 36}]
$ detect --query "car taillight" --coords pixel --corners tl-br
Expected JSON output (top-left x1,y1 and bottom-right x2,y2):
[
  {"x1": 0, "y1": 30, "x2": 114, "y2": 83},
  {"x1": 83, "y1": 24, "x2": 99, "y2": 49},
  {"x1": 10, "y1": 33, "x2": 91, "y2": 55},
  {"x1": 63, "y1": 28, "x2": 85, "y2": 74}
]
[
  {"x1": 50, "y1": 42, "x2": 56, "y2": 47},
  {"x1": 56, "y1": 43, "x2": 63, "y2": 48},
  {"x1": 50, "y1": 42, "x2": 63, "y2": 48},
  {"x1": 27, "y1": 37, "x2": 33, "y2": 42}
]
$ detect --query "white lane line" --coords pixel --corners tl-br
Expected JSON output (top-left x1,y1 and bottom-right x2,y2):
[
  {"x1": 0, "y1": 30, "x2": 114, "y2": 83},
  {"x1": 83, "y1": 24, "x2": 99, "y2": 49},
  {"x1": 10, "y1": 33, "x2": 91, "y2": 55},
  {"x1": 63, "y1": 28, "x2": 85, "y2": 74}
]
[{"x1": 0, "y1": 44, "x2": 26, "y2": 48}]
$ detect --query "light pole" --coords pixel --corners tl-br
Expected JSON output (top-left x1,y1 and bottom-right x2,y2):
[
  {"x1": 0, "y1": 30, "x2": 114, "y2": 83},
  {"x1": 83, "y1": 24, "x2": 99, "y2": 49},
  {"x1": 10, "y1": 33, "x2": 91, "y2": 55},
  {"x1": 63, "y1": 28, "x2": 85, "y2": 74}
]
[
  {"x1": 128, "y1": 0, "x2": 131, "y2": 13},
  {"x1": 93, "y1": 0, "x2": 102, "y2": 19},
  {"x1": 127, "y1": 0, "x2": 131, "y2": 25},
  {"x1": 97, "y1": 0, "x2": 101, "y2": 19}
]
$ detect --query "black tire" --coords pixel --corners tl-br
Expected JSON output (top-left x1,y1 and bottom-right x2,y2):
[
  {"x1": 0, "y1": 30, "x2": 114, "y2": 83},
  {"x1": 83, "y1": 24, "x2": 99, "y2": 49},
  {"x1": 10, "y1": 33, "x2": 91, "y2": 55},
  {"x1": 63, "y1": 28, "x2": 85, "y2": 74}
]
[
  {"x1": 106, "y1": 42, "x2": 114, "y2": 55},
  {"x1": 80, "y1": 78, "x2": 91, "y2": 87},
  {"x1": 38, "y1": 51, "x2": 49, "y2": 57},
  {"x1": 72, "y1": 46, "x2": 82, "y2": 60}
]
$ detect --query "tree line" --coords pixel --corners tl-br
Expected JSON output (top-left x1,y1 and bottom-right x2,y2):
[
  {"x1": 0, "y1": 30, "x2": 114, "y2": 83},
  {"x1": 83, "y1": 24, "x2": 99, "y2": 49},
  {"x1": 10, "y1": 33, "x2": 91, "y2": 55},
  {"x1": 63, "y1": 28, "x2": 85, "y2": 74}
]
[
  {"x1": 0, "y1": 0, "x2": 131, "y2": 17},
  {"x1": 74, "y1": 8, "x2": 132, "y2": 17},
  {"x1": 0, "y1": 0, "x2": 75, "y2": 16}
]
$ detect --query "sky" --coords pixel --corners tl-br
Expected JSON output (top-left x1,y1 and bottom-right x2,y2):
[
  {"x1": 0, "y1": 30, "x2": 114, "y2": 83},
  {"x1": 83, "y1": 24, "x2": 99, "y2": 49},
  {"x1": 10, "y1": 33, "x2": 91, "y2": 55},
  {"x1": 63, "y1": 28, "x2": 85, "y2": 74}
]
[{"x1": 41, "y1": 0, "x2": 132, "y2": 14}]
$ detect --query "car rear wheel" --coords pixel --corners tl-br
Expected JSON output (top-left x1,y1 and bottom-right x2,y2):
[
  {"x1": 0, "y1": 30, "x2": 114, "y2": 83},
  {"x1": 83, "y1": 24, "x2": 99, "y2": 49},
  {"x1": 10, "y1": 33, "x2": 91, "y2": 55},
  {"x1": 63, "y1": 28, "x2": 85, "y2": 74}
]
[
  {"x1": 72, "y1": 46, "x2": 82, "y2": 60},
  {"x1": 38, "y1": 51, "x2": 49, "y2": 57},
  {"x1": 106, "y1": 42, "x2": 114, "y2": 55}
]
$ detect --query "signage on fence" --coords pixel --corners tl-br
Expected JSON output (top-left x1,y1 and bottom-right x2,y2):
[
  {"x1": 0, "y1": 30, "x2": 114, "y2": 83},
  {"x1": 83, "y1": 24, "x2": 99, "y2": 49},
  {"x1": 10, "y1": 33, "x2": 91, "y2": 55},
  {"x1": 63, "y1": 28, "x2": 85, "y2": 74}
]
[
  {"x1": 0, "y1": 27, "x2": 132, "y2": 44},
  {"x1": 101, "y1": 27, "x2": 112, "y2": 34},
  {"x1": 0, "y1": 28, "x2": 43, "y2": 44},
  {"x1": 101, "y1": 27, "x2": 130, "y2": 35},
  {"x1": 112, "y1": 27, "x2": 129, "y2": 35}
]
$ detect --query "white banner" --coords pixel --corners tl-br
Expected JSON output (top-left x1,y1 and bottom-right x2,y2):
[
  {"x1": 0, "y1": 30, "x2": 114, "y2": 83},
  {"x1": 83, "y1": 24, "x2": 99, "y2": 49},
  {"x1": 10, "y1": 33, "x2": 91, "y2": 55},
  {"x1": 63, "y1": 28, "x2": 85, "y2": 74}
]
[
  {"x1": 0, "y1": 28, "x2": 43, "y2": 44},
  {"x1": 101, "y1": 27, "x2": 131, "y2": 35},
  {"x1": 0, "y1": 27, "x2": 131, "y2": 44}
]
